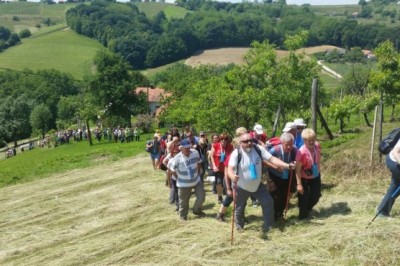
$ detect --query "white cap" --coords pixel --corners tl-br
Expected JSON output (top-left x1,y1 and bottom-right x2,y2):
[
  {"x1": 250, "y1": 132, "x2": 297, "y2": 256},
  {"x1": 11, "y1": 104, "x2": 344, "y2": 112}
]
[
  {"x1": 253, "y1": 124, "x2": 264, "y2": 135},
  {"x1": 282, "y1": 122, "x2": 296, "y2": 132},
  {"x1": 293, "y1": 118, "x2": 307, "y2": 127}
]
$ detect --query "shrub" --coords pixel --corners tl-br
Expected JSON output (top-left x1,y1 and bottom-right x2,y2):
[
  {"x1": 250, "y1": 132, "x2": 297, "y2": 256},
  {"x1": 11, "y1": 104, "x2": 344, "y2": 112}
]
[
  {"x1": 12, "y1": 16, "x2": 19, "y2": 21},
  {"x1": 19, "y1": 29, "x2": 31, "y2": 39}
]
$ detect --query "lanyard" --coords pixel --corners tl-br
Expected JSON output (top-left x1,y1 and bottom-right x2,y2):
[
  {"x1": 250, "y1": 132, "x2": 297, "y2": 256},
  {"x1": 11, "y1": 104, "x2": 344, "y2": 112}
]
[
  {"x1": 306, "y1": 146, "x2": 317, "y2": 165},
  {"x1": 281, "y1": 145, "x2": 289, "y2": 163}
]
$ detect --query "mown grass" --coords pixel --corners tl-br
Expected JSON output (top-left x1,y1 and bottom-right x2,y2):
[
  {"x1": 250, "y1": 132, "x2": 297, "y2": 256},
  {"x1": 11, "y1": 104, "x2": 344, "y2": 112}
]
[
  {"x1": 1, "y1": 122, "x2": 400, "y2": 265},
  {"x1": 0, "y1": 28, "x2": 103, "y2": 79}
]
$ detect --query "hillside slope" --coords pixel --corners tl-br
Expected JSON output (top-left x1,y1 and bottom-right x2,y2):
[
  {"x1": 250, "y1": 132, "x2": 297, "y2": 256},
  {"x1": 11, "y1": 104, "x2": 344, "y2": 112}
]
[
  {"x1": 0, "y1": 28, "x2": 103, "y2": 79},
  {"x1": 1, "y1": 140, "x2": 399, "y2": 265}
]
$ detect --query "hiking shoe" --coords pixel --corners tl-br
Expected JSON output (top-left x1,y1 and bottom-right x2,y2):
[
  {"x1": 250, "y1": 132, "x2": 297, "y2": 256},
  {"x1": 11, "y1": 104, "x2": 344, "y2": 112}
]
[
  {"x1": 216, "y1": 213, "x2": 226, "y2": 222},
  {"x1": 193, "y1": 210, "x2": 206, "y2": 217}
]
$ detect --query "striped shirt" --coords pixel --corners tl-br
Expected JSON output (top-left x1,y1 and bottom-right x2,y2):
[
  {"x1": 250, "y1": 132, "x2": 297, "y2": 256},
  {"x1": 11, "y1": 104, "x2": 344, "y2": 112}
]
[{"x1": 169, "y1": 149, "x2": 201, "y2": 188}]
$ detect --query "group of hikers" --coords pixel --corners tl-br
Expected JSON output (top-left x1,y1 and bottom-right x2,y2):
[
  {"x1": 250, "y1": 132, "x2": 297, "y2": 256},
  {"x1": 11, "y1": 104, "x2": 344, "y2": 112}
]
[{"x1": 146, "y1": 119, "x2": 322, "y2": 233}]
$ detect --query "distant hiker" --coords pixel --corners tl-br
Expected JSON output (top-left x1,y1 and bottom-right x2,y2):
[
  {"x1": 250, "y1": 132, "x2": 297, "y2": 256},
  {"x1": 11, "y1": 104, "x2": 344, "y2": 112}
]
[
  {"x1": 228, "y1": 133, "x2": 294, "y2": 232},
  {"x1": 169, "y1": 139, "x2": 205, "y2": 221},
  {"x1": 266, "y1": 132, "x2": 297, "y2": 221},
  {"x1": 295, "y1": 128, "x2": 321, "y2": 220},
  {"x1": 133, "y1": 127, "x2": 140, "y2": 141},
  {"x1": 146, "y1": 134, "x2": 161, "y2": 170},
  {"x1": 376, "y1": 135, "x2": 400, "y2": 218},
  {"x1": 293, "y1": 118, "x2": 307, "y2": 148}
]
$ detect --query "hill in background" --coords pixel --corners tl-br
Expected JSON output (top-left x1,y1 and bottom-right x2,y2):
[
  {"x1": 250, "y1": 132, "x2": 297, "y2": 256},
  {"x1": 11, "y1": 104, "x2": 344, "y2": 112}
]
[{"x1": 0, "y1": 28, "x2": 103, "y2": 79}]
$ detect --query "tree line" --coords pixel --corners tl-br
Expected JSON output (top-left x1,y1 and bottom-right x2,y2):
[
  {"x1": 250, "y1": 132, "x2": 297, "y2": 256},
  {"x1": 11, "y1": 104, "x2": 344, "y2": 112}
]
[
  {"x1": 0, "y1": 50, "x2": 149, "y2": 147},
  {"x1": 66, "y1": 0, "x2": 400, "y2": 70}
]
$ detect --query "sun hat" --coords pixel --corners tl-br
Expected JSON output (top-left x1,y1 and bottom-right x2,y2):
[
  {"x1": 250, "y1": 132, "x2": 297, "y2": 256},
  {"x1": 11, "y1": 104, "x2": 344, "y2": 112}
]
[
  {"x1": 293, "y1": 118, "x2": 307, "y2": 127},
  {"x1": 253, "y1": 124, "x2": 264, "y2": 135},
  {"x1": 180, "y1": 139, "x2": 191, "y2": 149},
  {"x1": 282, "y1": 122, "x2": 296, "y2": 132}
]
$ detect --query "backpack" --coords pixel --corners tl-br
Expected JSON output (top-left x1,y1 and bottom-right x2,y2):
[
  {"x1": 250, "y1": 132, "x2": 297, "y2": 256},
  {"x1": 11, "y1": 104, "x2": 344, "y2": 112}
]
[
  {"x1": 379, "y1": 128, "x2": 400, "y2": 155},
  {"x1": 265, "y1": 137, "x2": 281, "y2": 151}
]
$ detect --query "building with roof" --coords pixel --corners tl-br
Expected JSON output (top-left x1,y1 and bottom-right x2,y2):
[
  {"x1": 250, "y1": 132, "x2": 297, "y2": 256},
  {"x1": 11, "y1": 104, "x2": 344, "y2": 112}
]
[{"x1": 135, "y1": 87, "x2": 171, "y2": 116}]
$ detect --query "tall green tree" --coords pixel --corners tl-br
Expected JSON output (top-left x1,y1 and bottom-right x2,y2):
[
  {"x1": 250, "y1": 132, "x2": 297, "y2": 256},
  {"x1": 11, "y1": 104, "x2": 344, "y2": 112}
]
[
  {"x1": 85, "y1": 50, "x2": 148, "y2": 127},
  {"x1": 30, "y1": 104, "x2": 52, "y2": 139},
  {"x1": 0, "y1": 95, "x2": 33, "y2": 147}
]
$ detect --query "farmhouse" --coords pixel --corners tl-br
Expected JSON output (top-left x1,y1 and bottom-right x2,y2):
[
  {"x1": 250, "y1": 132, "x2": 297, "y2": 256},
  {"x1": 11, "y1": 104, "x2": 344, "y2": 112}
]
[{"x1": 135, "y1": 87, "x2": 171, "y2": 116}]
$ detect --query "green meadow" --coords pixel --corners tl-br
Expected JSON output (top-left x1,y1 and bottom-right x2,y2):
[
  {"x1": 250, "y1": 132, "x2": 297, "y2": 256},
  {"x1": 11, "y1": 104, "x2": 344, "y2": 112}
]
[
  {"x1": 135, "y1": 2, "x2": 190, "y2": 19},
  {"x1": 0, "y1": 29, "x2": 103, "y2": 79}
]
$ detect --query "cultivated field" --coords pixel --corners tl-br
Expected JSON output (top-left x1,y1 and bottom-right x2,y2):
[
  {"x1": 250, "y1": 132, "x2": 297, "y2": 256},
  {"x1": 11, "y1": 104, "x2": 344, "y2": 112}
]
[
  {"x1": 1, "y1": 127, "x2": 400, "y2": 264},
  {"x1": 185, "y1": 45, "x2": 342, "y2": 67}
]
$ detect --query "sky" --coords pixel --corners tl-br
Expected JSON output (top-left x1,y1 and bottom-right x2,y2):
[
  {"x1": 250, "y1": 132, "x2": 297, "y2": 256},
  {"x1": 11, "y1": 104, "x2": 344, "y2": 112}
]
[{"x1": 286, "y1": 0, "x2": 359, "y2": 5}]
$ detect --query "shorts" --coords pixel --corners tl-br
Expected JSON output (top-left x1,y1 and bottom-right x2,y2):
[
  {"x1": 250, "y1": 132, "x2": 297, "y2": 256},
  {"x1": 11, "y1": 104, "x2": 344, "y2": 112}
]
[
  {"x1": 215, "y1": 172, "x2": 224, "y2": 185},
  {"x1": 151, "y1": 153, "x2": 160, "y2": 160}
]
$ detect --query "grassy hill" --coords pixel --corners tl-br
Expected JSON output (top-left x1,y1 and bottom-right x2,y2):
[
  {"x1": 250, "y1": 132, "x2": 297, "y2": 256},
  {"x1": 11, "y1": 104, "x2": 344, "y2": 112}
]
[
  {"x1": 0, "y1": 124, "x2": 399, "y2": 264},
  {"x1": 0, "y1": 2, "x2": 77, "y2": 34},
  {"x1": 0, "y1": 28, "x2": 103, "y2": 79}
]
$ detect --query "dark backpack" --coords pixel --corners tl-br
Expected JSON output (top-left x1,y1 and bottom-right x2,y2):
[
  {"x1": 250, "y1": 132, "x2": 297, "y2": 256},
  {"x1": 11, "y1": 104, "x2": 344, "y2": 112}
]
[{"x1": 378, "y1": 128, "x2": 400, "y2": 155}]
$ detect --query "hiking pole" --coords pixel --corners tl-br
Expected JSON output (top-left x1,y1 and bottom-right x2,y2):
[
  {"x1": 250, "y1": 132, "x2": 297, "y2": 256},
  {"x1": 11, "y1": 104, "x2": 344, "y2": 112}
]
[
  {"x1": 284, "y1": 168, "x2": 294, "y2": 219},
  {"x1": 230, "y1": 182, "x2": 237, "y2": 246},
  {"x1": 366, "y1": 184, "x2": 400, "y2": 229}
]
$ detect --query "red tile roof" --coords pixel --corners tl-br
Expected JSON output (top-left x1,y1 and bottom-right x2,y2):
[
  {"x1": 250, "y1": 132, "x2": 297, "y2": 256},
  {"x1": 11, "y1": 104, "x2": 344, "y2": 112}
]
[{"x1": 135, "y1": 87, "x2": 171, "y2": 103}]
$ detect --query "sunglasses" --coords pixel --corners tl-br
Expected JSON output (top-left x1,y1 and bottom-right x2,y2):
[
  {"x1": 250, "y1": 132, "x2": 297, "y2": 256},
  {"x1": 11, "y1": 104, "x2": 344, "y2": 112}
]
[{"x1": 241, "y1": 139, "x2": 253, "y2": 144}]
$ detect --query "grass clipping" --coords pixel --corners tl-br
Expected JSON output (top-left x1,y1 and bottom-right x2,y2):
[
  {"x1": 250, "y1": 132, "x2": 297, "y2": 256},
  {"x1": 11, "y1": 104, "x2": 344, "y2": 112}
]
[{"x1": 1, "y1": 143, "x2": 400, "y2": 265}]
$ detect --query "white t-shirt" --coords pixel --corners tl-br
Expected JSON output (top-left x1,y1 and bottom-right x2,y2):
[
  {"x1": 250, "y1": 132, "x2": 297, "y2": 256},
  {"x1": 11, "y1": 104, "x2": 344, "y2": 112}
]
[{"x1": 228, "y1": 145, "x2": 272, "y2": 192}]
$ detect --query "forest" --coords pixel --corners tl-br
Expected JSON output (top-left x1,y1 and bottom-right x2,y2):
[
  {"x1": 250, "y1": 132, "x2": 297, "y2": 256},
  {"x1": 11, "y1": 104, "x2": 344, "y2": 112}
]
[{"x1": 66, "y1": 0, "x2": 400, "y2": 69}]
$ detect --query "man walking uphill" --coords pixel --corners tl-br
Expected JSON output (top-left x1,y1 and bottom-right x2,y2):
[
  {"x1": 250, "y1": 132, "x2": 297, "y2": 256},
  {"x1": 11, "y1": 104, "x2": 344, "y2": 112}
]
[
  {"x1": 169, "y1": 139, "x2": 205, "y2": 221},
  {"x1": 227, "y1": 133, "x2": 294, "y2": 232}
]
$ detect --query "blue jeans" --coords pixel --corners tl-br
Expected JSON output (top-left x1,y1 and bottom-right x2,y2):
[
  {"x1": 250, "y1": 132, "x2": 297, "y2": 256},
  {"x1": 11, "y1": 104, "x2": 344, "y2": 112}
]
[
  {"x1": 377, "y1": 156, "x2": 400, "y2": 216},
  {"x1": 234, "y1": 184, "x2": 274, "y2": 230}
]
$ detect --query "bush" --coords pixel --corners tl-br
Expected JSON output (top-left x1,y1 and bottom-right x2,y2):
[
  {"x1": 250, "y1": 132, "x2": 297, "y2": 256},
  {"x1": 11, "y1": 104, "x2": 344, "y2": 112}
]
[
  {"x1": 12, "y1": 16, "x2": 19, "y2": 21},
  {"x1": 19, "y1": 29, "x2": 31, "y2": 39},
  {"x1": 135, "y1": 114, "x2": 156, "y2": 133},
  {"x1": 35, "y1": 23, "x2": 41, "y2": 29}
]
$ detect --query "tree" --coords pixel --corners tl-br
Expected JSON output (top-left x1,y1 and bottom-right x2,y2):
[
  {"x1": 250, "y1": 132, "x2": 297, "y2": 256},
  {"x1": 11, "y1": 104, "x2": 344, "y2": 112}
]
[
  {"x1": 0, "y1": 95, "x2": 33, "y2": 147},
  {"x1": 30, "y1": 104, "x2": 52, "y2": 139},
  {"x1": 85, "y1": 50, "x2": 148, "y2": 128},
  {"x1": 369, "y1": 40, "x2": 400, "y2": 121}
]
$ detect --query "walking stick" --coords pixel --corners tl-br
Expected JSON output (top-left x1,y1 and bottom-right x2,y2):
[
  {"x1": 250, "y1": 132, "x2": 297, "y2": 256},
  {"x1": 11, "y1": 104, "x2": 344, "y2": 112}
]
[
  {"x1": 284, "y1": 169, "x2": 294, "y2": 219},
  {"x1": 366, "y1": 184, "x2": 400, "y2": 229},
  {"x1": 230, "y1": 182, "x2": 237, "y2": 246}
]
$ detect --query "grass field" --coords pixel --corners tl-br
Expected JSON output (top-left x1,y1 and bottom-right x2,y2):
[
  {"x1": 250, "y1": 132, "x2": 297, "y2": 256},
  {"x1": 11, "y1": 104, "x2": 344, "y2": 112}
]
[
  {"x1": 135, "y1": 2, "x2": 189, "y2": 19},
  {"x1": 1, "y1": 123, "x2": 400, "y2": 264},
  {"x1": 0, "y1": 2, "x2": 77, "y2": 32},
  {"x1": 0, "y1": 28, "x2": 103, "y2": 80}
]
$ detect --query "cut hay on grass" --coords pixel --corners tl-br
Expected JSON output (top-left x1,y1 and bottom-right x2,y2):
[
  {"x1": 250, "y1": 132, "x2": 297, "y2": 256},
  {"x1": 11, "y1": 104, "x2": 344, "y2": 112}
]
[
  {"x1": 1, "y1": 136, "x2": 400, "y2": 265},
  {"x1": 184, "y1": 45, "x2": 342, "y2": 67}
]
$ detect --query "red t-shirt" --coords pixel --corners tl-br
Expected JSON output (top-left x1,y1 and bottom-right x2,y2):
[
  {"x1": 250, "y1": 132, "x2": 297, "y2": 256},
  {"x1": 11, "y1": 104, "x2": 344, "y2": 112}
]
[{"x1": 212, "y1": 142, "x2": 233, "y2": 172}]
